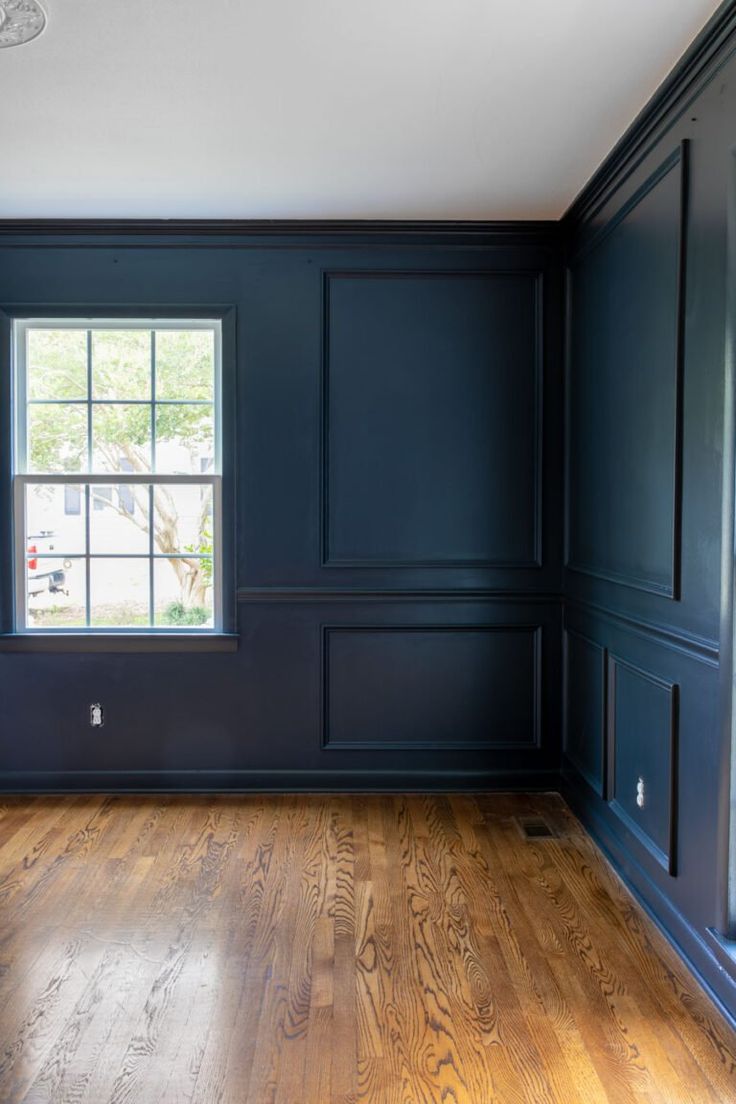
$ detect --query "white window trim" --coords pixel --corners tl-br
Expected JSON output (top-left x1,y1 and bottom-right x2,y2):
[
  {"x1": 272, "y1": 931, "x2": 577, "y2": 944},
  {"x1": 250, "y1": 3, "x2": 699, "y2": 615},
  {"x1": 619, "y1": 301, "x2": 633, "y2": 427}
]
[{"x1": 13, "y1": 318, "x2": 223, "y2": 634}]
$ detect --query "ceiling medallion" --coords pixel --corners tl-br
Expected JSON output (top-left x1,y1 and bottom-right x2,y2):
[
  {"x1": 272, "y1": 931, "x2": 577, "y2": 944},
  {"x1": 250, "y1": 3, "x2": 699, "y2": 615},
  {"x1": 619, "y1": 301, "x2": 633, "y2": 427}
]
[{"x1": 0, "y1": 0, "x2": 46, "y2": 48}]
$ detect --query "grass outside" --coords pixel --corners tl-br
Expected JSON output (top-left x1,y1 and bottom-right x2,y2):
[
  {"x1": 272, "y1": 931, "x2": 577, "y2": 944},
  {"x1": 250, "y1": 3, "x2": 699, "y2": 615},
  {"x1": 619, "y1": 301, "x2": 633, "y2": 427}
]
[{"x1": 29, "y1": 602, "x2": 210, "y2": 628}]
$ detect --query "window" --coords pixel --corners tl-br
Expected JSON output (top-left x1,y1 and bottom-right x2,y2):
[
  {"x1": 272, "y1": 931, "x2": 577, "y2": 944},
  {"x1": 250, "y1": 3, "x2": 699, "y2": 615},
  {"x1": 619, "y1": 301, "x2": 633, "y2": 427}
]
[
  {"x1": 64, "y1": 484, "x2": 81, "y2": 515},
  {"x1": 13, "y1": 320, "x2": 222, "y2": 632}
]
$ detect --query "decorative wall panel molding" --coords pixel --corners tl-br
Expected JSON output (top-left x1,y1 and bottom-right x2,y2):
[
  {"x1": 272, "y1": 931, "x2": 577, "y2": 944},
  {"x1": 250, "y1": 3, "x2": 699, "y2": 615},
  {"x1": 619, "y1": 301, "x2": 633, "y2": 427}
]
[
  {"x1": 563, "y1": 629, "x2": 606, "y2": 796},
  {"x1": 321, "y1": 270, "x2": 543, "y2": 569},
  {"x1": 236, "y1": 587, "x2": 563, "y2": 603},
  {"x1": 607, "y1": 653, "x2": 679, "y2": 875},
  {"x1": 566, "y1": 144, "x2": 687, "y2": 599},
  {"x1": 322, "y1": 624, "x2": 542, "y2": 750},
  {"x1": 564, "y1": 4, "x2": 736, "y2": 227},
  {"x1": 564, "y1": 597, "x2": 718, "y2": 667}
]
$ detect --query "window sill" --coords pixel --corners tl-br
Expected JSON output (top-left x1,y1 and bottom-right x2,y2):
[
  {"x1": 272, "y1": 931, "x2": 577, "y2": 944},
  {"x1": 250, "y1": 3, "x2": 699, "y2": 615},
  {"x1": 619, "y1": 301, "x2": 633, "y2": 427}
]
[{"x1": 0, "y1": 633, "x2": 238, "y2": 653}]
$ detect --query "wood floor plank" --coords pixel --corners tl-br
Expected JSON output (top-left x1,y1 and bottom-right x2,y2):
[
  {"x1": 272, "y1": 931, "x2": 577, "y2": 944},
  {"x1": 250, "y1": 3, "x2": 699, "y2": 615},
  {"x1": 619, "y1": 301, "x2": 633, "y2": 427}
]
[
  {"x1": 483, "y1": 810, "x2": 667, "y2": 1103},
  {"x1": 1, "y1": 793, "x2": 736, "y2": 1104}
]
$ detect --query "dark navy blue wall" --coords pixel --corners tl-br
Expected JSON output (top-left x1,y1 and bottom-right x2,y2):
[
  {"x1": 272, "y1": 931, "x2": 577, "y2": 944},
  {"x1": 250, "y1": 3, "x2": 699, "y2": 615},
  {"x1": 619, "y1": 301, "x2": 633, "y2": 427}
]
[
  {"x1": 563, "y1": 3, "x2": 736, "y2": 1023},
  {"x1": 0, "y1": 226, "x2": 563, "y2": 790}
]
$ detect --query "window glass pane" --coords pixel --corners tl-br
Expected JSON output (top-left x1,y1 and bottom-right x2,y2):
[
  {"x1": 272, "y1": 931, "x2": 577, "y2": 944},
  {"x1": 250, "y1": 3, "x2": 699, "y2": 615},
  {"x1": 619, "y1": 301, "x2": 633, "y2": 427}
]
[
  {"x1": 90, "y1": 483, "x2": 150, "y2": 554},
  {"x1": 89, "y1": 558, "x2": 150, "y2": 627},
  {"x1": 155, "y1": 330, "x2": 214, "y2": 401},
  {"x1": 26, "y1": 483, "x2": 86, "y2": 554},
  {"x1": 91, "y1": 330, "x2": 151, "y2": 400},
  {"x1": 155, "y1": 404, "x2": 214, "y2": 473},
  {"x1": 92, "y1": 404, "x2": 151, "y2": 473},
  {"x1": 93, "y1": 486, "x2": 112, "y2": 511},
  {"x1": 152, "y1": 484, "x2": 212, "y2": 555},
  {"x1": 27, "y1": 329, "x2": 88, "y2": 400},
  {"x1": 28, "y1": 403, "x2": 87, "y2": 473},
  {"x1": 153, "y1": 557, "x2": 213, "y2": 627},
  {"x1": 26, "y1": 555, "x2": 86, "y2": 628}
]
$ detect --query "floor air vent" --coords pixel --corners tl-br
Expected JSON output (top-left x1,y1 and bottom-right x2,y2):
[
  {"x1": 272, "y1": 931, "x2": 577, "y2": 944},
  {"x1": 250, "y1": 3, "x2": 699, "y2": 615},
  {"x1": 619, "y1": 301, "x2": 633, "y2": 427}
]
[{"x1": 516, "y1": 817, "x2": 557, "y2": 840}]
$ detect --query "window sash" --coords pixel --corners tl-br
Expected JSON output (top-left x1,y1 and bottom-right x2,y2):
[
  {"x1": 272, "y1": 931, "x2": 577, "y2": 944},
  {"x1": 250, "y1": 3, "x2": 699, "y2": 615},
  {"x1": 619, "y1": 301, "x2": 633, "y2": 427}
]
[
  {"x1": 14, "y1": 318, "x2": 222, "y2": 478},
  {"x1": 14, "y1": 319, "x2": 223, "y2": 634},
  {"x1": 13, "y1": 473, "x2": 223, "y2": 633}
]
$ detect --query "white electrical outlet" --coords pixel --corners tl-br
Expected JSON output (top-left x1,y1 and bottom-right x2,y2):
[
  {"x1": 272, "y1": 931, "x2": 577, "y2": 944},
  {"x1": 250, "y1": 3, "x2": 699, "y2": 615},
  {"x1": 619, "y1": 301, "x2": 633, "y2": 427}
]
[
  {"x1": 90, "y1": 703, "x2": 104, "y2": 728},
  {"x1": 636, "y1": 776, "x2": 645, "y2": 809}
]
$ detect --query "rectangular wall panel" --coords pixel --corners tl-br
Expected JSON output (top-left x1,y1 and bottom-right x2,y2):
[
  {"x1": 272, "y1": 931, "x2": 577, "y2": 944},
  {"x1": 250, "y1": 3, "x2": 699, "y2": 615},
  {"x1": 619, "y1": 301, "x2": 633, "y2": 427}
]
[
  {"x1": 323, "y1": 625, "x2": 541, "y2": 749},
  {"x1": 567, "y1": 146, "x2": 686, "y2": 597},
  {"x1": 323, "y1": 271, "x2": 541, "y2": 567},
  {"x1": 608, "y1": 653, "x2": 678, "y2": 874},
  {"x1": 564, "y1": 629, "x2": 606, "y2": 795}
]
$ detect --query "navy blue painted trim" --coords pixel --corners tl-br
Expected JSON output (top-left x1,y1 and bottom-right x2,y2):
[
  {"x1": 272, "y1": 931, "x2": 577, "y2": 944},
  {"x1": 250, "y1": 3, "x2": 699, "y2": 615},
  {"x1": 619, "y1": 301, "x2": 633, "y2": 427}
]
[
  {"x1": 672, "y1": 143, "x2": 690, "y2": 603},
  {"x1": 0, "y1": 769, "x2": 561, "y2": 793},
  {"x1": 716, "y1": 146, "x2": 736, "y2": 938},
  {"x1": 0, "y1": 633, "x2": 238, "y2": 653},
  {"x1": 562, "y1": 764, "x2": 736, "y2": 1032},
  {"x1": 562, "y1": 266, "x2": 573, "y2": 574},
  {"x1": 236, "y1": 588, "x2": 564, "y2": 602},
  {"x1": 0, "y1": 309, "x2": 12, "y2": 635},
  {"x1": 564, "y1": 563, "x2": 676, "y2": 600},
  {"x1": 533, "y1": 271, "x2": 545, "y2": 570},
  {"x1": 569, "y1": 147, "x2": 685, "y2": 267},
  {"x1": 4, "y1": 303, "x2": 237, "y2": 319},
  {"x1": 220, "y1": 307, "x2": 238, "y2": 635},
  {"x1": 0, "y1": 220, "x2": 562, "y2": 244},
  {"x1": 564, "y1": 597, "x2": 719, "y2": 666}
]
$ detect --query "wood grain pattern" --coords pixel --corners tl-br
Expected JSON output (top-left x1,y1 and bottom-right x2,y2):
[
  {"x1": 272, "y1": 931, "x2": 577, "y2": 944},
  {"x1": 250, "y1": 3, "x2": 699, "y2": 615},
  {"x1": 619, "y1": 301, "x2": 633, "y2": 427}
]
[{"x1": 0, "y1": 793, "x2": 734, "y2": 1103}]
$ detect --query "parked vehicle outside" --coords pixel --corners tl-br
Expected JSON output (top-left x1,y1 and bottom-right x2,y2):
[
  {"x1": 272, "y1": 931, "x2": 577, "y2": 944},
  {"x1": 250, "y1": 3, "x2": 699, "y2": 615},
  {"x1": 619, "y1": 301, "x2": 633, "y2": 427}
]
[{"x1": 27, "y1": 530, "x2": 71, "y2": 598}]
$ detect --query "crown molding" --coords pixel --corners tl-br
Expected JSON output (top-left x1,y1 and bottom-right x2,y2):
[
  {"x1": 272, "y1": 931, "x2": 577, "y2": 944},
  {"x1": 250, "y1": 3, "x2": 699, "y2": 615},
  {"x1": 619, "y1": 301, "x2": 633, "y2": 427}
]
[
  {"x1": 0, "y1": 218, "x2": 562, "y2": 247},
  {"x1": 564, "y1": 0, "x2": 736, "y2": 229}
]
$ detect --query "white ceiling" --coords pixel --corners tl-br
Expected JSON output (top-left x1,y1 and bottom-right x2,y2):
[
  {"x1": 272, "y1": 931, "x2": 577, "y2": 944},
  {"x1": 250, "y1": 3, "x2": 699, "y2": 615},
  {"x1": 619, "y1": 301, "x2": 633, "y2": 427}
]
[{"x1": 0, "y1": 0, "x2": 723, "y2": 220}]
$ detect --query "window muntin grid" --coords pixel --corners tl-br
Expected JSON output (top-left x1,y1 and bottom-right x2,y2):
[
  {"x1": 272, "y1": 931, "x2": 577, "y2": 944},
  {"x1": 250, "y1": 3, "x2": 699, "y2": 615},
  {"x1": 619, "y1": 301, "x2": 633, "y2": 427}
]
[{"x1": 14, "y1": 319, "x2": 222, "y2": 633}]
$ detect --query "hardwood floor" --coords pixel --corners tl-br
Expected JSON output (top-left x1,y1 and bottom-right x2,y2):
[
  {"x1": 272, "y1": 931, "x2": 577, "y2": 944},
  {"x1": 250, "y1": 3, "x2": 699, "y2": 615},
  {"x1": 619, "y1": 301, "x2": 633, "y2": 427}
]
[{"x1": 0, "y1": 793, "x2": 735, "y2": 1103}]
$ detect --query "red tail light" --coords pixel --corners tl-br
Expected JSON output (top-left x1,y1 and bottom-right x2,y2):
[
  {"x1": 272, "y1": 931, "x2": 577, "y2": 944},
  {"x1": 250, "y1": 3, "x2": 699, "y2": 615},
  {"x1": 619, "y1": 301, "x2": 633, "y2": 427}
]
[{"x1": 28, "y1": 544, "x2": 37, "y2": 571}]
